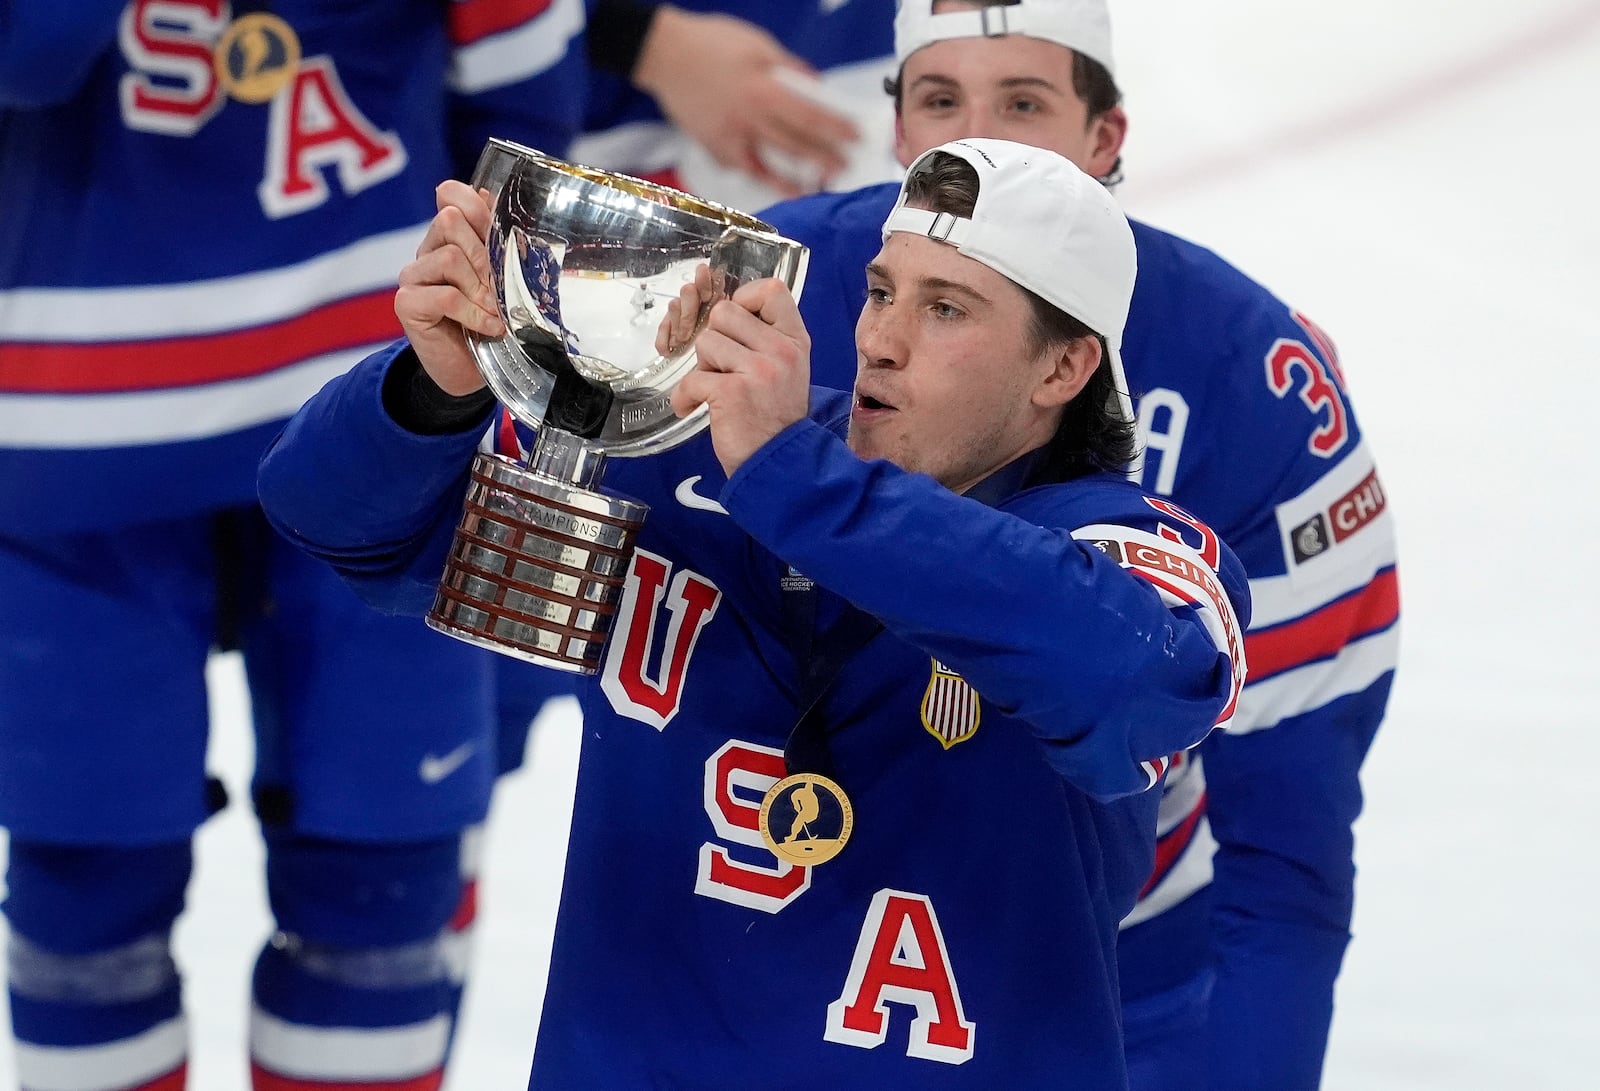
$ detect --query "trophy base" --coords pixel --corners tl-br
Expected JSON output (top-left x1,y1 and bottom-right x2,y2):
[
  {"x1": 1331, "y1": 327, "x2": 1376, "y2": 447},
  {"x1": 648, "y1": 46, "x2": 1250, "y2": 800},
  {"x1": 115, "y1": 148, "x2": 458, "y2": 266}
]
[{"x1": 427, "y1": 452, "x2": 647, "y2": 674}]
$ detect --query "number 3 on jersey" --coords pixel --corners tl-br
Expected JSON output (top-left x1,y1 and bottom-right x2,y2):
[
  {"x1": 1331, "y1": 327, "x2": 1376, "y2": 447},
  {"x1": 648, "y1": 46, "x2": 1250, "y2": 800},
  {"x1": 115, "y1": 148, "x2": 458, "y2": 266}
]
[{"x1": 1266, "y1": 311, "x2": 1350, "y2": 458}]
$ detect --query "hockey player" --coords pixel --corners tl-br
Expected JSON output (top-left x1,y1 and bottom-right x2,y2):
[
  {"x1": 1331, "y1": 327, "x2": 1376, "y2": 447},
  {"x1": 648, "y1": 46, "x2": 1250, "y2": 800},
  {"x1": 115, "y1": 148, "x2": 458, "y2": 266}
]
[
  {"x1": 0, "y1": 3, "x2": 584, "y2": 1089},
  {"x1": 258, "y1": 138, "x2": 1249, "y2": 1088},
  {"x1": 753, "y1": 2, "x2": 1402, "y2": 1087}
]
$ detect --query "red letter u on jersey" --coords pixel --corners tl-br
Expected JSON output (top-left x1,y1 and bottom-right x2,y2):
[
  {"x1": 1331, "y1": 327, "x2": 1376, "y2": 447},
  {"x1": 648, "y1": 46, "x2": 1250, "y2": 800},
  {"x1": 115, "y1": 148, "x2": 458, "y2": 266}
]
[
  {"x1": 601, "y1": 548, "x2": 721, "y2": 730},
  {"x1": 825, "y1": 889, "x2": 976, "y2": 1065}
]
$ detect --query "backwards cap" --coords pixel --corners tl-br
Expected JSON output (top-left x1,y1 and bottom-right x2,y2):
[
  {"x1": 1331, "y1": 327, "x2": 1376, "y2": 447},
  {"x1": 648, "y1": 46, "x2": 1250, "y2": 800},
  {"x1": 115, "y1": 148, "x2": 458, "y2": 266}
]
[
  {"x1": 882, "y1": 138, "x2": 1137, "y2": 425},
  {"x1": 894, "y1": 0, "x2": 1115, "y2": 75}
]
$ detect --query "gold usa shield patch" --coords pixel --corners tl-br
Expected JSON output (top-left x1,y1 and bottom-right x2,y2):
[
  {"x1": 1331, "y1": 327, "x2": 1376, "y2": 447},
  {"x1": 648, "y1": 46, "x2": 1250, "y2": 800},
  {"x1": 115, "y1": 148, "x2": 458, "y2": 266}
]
[{"x1": 920, "y1": 659, "x2": 980, "y2": 749}]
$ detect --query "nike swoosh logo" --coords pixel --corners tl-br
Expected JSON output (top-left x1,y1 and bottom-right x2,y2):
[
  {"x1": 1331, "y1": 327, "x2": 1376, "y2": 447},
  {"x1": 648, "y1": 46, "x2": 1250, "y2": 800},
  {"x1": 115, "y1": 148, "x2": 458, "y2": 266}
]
[
  {"x1": 419, "y1": 742, "x2": 477, "y2": 785},
  {"x1": 675, "y1": 475, "x2": 728, "y2": 514},
  {"x1": 819, "y1": 0, "x2": 852, "y2": 12}
]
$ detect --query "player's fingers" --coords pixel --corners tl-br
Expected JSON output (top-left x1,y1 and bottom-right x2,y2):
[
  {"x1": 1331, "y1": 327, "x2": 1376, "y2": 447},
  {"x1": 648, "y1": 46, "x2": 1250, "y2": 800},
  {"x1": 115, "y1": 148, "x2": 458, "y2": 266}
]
[
  {"x1": 758, "y1": 115, "x2": 850, "y2": 180},
  {"x1": 417, "y1": 205, "x2": 495, "y2": 285},
  {"x1": 422, "y1": 186, "x2": 495, "y2": 281},
  {"x1": 396, "y1": 283, "x2": 503, "y2": 339},
  {"x1": 692, "y1": 324, "x2": 747, "y2": 374},
  {"x1": 730, "y1": 277, "x2": 799, "y2": 323},
  {"x1": 703, "y1": 299, "x2": 774, "y2": 358},
  {"x1": 435, "y1": 179, "x2": 494, "y2": 237},
  {"x1": 656, "y1": 296, "x2": 699, "y2": 357},
  {"x1": 400, "y1": 247, "x2": 501, "y2": 328},
  {"x1": 659, "y1": 273, "x2": 706, "y2": 355},
  {"x1": 671, "y1": 367, "x2": 721, "y2": 417},
  {"x1": 766, "y1": 63, "x2": 860, "y2": 145},
  {"x1": 751, "y1": 81, "x2": 855, "y2": 180},
  {"x1": 655, "y1": 298, "x2": 680, "y2": 357},
  {"x1": 742, "y1": 155, "x2": 806, "y2": 199},
  {"x1": 724, "y1": 279, "x2": 808, "y2": 353}
]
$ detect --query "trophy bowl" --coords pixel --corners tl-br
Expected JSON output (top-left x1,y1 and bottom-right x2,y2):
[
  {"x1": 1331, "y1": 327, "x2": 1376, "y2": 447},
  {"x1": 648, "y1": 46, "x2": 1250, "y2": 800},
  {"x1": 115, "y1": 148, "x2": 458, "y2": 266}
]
[{"x1": 426, "y1": 138, "x2": 809, "y2": 674}]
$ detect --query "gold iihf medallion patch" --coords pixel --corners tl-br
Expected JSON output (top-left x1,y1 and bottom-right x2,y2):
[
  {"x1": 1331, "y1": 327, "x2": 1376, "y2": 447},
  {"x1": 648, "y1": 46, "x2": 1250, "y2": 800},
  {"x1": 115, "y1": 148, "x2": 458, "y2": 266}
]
[
  {"x1": 214, "y1": 13, "x2": 301, "y2": 104},
  {"x1": 920, "y1": 659, "x2": 981, "y2": 749},
  {"x1": 759, "y1": 773, "x2": 853, "y2": 866}
]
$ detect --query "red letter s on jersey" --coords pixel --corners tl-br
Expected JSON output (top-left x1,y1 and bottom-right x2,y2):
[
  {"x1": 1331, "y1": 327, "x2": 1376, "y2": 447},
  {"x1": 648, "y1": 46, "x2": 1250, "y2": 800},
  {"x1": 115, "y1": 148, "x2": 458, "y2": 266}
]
[
  {"x1": 119, "y1": 0, "x2": 227, "y2": 135},
  {"x1": 695, "y1": 741, "x2": 811, "y2": 912}
]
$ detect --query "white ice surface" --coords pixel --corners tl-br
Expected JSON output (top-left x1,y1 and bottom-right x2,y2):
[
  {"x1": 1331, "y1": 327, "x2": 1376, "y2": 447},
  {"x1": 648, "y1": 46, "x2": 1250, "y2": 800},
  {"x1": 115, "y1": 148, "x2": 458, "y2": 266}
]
[{"x1": 4, "y1": 1, "x2": 1599, "y2": 1087}]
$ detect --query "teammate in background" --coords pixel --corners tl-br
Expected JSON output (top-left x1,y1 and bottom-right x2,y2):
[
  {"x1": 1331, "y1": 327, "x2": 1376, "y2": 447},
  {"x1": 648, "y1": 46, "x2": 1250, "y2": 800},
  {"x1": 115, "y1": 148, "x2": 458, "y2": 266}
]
[
  {"x1": 0, "y1": 3, "x2": 583, "y2": 1088},
  {"x1": 754, "y1": 3, "x2": 1401, "y2": 1087},
  {"x1": 259, "y1": 138, "x2": 1248, "y2": 1088}
]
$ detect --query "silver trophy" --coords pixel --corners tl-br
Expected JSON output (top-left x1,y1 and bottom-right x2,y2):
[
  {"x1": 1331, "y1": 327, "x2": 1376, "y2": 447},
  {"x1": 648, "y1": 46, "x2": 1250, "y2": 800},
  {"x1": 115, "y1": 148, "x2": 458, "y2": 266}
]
[{"x1": 426, "y1": 138, "x2": 809, "y2": 673}]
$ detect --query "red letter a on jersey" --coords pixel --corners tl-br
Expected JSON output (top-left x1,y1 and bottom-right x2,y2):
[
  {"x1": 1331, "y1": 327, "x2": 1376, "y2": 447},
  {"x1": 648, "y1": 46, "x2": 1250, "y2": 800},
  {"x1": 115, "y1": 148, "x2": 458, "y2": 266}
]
[
  {"x1": 601, "y1": 549, "x2": 721, "y2": 730},
  {"x1": 259, "y1": 56, "x2": 406, "y2": 218},
  {"x1": 825, "y1": 889, "x2": 975, "y2": 1065}
]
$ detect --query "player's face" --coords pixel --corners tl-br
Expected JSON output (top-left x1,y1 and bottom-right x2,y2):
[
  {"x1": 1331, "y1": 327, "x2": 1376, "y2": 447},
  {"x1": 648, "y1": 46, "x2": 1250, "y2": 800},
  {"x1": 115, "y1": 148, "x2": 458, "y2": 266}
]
[
  {"x1": 849, "y1": 232, "x2": 1083, "y2": 494},
  {"x1": 894, "y1": 27, "x2": 1125, "y2": 179}
]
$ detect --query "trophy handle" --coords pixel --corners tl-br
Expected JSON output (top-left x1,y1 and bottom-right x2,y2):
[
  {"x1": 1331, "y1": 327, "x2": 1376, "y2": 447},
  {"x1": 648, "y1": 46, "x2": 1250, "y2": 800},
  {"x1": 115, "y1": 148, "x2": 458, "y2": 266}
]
[{"x1": 709, "y1": 225, "x2": 810, "y2": 310}]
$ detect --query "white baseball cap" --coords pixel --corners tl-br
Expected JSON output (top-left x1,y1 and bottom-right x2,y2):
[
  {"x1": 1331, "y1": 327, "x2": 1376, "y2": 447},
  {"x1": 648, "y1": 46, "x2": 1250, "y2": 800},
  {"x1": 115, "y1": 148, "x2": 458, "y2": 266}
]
[
  {"x1": 894, "y1": 0, "x2": 1115, "y2": 76},
  {"x1": 882, "y1": 138, "x2": 1137, "y2": 426}
]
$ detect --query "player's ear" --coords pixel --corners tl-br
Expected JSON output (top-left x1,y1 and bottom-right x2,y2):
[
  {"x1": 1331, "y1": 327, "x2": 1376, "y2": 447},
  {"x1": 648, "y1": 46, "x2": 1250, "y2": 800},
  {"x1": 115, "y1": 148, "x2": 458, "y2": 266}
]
[
  {"x1": 1082, "y1": 106, "x2": 1127, "y2": 181},
  {"x1": 893, "y1": 109, "x2": 914, "y2": 168},
  {"x1": 1032, "y1": 336, "x2": 1101, "y2": 410}
]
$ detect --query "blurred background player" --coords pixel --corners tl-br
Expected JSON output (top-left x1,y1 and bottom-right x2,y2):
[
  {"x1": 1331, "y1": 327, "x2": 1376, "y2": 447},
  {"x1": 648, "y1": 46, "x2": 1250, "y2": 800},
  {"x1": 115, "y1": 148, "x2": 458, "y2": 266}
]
[
  {"x1": 755, "y1": 2, "x2": 1401, "y2": 1087},
  {"x1": 0, "y1": 2, "x2": 583, "y2": 1088}
]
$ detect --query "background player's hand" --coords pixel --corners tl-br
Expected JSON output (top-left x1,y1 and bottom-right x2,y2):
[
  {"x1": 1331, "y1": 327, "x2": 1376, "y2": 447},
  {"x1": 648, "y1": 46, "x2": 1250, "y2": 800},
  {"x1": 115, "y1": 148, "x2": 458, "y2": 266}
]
[
  {"x1": 633, "y1": 6, "x2": 859, "y2": 197},
  {"x1": 395, "y1": 181, "x2": 504, "y2": 396},
  {"x1": 670, "y1": 278, "x2": 810, "y2": 478}
]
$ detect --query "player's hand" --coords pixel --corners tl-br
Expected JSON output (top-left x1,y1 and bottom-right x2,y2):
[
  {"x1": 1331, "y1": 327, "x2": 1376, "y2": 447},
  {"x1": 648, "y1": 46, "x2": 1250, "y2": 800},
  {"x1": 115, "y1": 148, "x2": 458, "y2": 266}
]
[
  {"x1": 394, "y1": 181, "x2": 504, "y2": 396},
  {"x1": 654, "y1": 261, "x2": 716, "y2": 357},
  {"x1": 670, "y1": 277, "x2": 810, "y2": 478},
  {"x1": 632, "y1": 6, "x2": 859, "y2": 197}
]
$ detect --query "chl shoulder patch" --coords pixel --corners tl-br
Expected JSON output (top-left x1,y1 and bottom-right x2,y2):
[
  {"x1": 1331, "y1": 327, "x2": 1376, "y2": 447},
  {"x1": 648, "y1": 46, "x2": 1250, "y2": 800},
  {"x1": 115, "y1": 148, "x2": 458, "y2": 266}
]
[{"x1": 921, "y1": 659, "x2": 981, "y2": 749}]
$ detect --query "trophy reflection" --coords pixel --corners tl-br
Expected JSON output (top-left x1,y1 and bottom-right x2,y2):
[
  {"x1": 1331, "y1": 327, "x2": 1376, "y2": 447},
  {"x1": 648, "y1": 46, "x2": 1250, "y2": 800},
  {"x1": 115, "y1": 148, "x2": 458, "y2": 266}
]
[{"x1": 425, "y1": 139, "x2": 809, "y2": 673}]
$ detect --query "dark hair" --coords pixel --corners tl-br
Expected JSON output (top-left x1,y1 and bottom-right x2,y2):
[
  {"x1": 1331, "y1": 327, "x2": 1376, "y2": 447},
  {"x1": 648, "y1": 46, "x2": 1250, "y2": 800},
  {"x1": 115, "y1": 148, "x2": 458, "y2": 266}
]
[
  {"x1": 901, "y1": 152, "x2": 1137, "y2": 481},
  {"x1": 884, "y1": 1, "x2": 1125, "y2": 185}
]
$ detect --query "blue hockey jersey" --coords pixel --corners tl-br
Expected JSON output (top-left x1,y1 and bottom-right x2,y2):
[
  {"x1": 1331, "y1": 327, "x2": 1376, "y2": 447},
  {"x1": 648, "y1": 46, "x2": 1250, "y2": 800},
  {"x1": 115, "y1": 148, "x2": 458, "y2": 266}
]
[
  {"x1": 0, "y1": 0, "x2": 585, "y2": 534},
  {"x1": 759, "y1": 182, "x2": 1401, "y2": 1087},
  {"x1": 259, "y1": 342, "x2": 1250, "y2": 1088}
]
